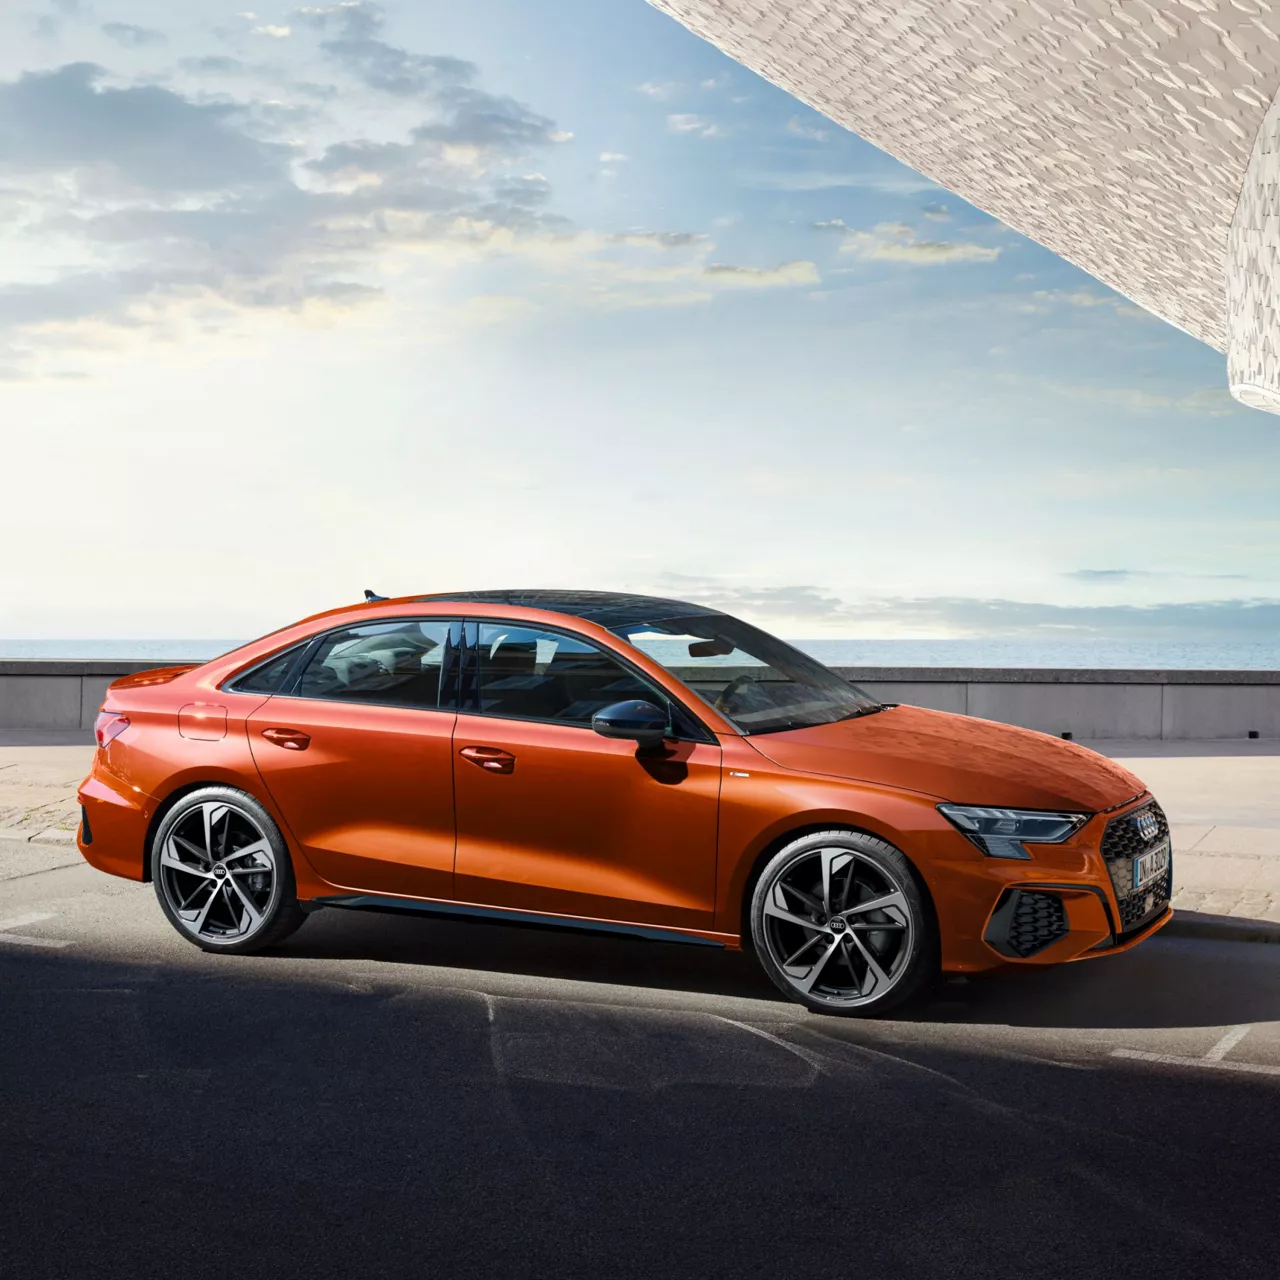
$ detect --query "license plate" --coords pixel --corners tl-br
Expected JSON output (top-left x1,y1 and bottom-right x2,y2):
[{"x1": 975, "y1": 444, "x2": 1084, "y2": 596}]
[{"x1": 1133, "y1": 840, "x2": 1170, "y2": 892}]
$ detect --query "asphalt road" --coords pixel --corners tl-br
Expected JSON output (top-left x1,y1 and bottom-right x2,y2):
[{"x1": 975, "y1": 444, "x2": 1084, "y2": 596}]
[{"x1": 4, "y1": 850, "x2": 1280, "y2": 1280}]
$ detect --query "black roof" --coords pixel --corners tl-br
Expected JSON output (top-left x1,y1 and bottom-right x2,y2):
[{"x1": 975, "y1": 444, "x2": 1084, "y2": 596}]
[{"x1": 414, "y1": 589, "x2": 722, "y2": 631}]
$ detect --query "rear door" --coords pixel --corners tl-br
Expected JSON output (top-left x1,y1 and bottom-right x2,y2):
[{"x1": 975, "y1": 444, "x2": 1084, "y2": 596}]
[
  {"x1": 452, "y1": 620, "x2": 722, "y2": 930},
  {"x1": 247, "y1": 617, "x2": 461, "y2": 899}
]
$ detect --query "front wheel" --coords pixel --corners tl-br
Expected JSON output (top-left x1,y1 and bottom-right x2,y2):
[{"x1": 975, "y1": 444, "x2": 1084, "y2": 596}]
[
  {"x1": 152, "y1": 786, "x2": 306, "y2": 954},
  {"x1": 749, "y1": 830, "x2": 937, "y2": 1016}
]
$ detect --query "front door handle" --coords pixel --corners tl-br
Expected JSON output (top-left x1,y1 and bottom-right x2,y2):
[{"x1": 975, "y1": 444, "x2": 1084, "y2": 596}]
[
  {"x1": 262, "y1": 727, "x2": 311, "y2": 751},
  {"x1": 459, "y1": 745, "x2": 516, "y2": 774}
]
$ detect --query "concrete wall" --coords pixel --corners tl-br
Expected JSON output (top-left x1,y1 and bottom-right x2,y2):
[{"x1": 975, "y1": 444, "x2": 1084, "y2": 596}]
[
  {"x1": 680, "y1": 666, "x2": 1280, "y2": 741},
  {"x1": 0, "y1": 661, "x2": 186, "y2": 733},
  {"x1": 2, "y1": 660, "x2": 1279, "y2": 740}
]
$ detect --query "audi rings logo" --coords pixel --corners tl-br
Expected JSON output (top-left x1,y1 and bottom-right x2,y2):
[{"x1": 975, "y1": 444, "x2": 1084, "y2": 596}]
[{"x1": 1135, "y1": 811, "x2": 1160, "y2": 843}]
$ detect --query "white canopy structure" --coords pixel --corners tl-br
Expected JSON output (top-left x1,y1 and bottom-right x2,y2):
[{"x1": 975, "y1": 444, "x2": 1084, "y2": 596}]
[{"x1": 649, "y1": 0, "x2": 1280, "y2": 412}]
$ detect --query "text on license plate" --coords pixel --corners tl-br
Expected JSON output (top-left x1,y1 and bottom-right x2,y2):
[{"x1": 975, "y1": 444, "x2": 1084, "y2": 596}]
[{"x1": 1133, "y1": 840, "x2": 1170, "y2": 892}]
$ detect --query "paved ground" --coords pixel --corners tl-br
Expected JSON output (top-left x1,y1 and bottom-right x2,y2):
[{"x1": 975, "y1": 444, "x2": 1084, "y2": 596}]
[
  {"x1": 3, "y1": 851, "x2": 1280, "y2": 1279},
  {"x1": 0, "y1": 741, "x2": 88, "y2": 839},
  {"x1": 6, "y1": 734, "x2": 1279, "y2": 924},
  {"x1": 1101, "y1": 740, "x2": 1280, "y2": 925}
]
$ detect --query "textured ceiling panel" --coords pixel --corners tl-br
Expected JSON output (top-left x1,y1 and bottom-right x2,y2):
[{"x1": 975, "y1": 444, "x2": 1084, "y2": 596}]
[{"x1": 648, "y1": 0, "x2": 1280, "y2": 359}]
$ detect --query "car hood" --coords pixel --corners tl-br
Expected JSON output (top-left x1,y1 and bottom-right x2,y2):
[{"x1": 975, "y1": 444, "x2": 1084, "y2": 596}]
[{"x1": 744, "y1": 703, "x2": 1146, "y2": 812}]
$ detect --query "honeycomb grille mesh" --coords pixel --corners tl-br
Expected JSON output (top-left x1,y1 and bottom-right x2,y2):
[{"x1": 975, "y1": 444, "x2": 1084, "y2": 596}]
[
  {"x1": 1101, "y1": 801, "x2": 1173, "y2": 936},
  {"x1": 1007, "y1": 891, "x2": 1069, "y2": 958}
]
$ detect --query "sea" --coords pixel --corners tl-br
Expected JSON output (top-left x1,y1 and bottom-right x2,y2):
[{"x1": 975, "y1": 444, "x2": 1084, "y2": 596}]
[{"x1": 3, "y1": 637, "x2": 1280, "y2": 669}]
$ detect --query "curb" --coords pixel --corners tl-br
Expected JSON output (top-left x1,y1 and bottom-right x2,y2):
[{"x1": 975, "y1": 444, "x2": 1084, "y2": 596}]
[{"x1": 1164, "y1": 910, "x2": 1280, "y2": 946}]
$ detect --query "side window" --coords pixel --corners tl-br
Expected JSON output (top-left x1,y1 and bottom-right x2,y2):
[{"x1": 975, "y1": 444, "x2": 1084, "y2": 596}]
[
  {"x1": 473, "y1": 624, "x2": 659, "y2": 726},
  {"x1": 296, "y1": 619, "x2": 456, "y2": 709},
  {"x1": 229, "y1": 642, "x2": 309, "y2": 695}
]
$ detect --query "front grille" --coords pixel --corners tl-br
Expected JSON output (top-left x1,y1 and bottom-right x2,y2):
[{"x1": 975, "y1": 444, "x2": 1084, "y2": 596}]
[
  {"x1": 1007, "y1": 891, "x2": 1068, "y2": 957},
  {"x1": 1101, "y1": 800, "x2": 1172, "y2": 937}
]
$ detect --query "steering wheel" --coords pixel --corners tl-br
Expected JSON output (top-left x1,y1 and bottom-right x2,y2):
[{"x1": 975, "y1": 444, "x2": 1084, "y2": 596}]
[{"x1": 714, "y1": 674, "x2": 759, "y2": 715}]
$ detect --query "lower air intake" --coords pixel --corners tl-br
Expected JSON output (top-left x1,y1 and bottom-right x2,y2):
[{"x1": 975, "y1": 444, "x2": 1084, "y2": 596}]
[{"x1": 984, "y1": 889, "x2": 1069, "y2": 959}]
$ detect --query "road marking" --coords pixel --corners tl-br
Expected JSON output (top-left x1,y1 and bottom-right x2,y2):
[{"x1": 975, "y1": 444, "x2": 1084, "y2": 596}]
[
  {"x1": 1110, "y1": 1048, "x2": 1280, "y2": 1078},
  {"x1": 0, "y1": 912, "x2": 70, "y2": 949},
  {"x1": 1110, "y1": 1022, "x2": 1271, "y2": 1075},
  {"x1": 1204, "y1": 1024, "x2": 1252, "y2": 1061}
]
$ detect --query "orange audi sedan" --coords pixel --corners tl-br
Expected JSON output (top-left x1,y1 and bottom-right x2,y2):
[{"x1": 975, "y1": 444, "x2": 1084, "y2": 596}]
[{"x1": 78, "y1": 589, "x2": 1172, "y2": 1015}]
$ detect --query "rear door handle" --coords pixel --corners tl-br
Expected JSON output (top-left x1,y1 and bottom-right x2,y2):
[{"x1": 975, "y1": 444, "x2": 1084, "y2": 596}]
[
  {"x1": 459, "y1": 745, "x2": 516, "y2": 774},
  {"x1": 262, "y1": 727, "x2": 311, "y2": 751}
]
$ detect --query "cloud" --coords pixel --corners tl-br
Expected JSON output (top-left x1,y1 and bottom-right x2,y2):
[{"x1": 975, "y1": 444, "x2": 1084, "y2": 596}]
[
  {"x1": 654, "y1": 575, "x2": 1280, "y2": 640},
  {"x1": 252, "y1": 25, "x2": 293, "y2": 38},
  {"x1": 295, "y1": 2, "x2": 474, "y2": 96},
  {"x1": 748, "y1": 170, "x2": 940, "y2": 194},
  {"x1": 591, "y1": 289, "x2": 713, "y2": 311},
  {"x1": 455, "y1": 293, "x2": 540, "y2": 324},
  {"x1": 1031, "y1": 287, "x2": 1152, "y2": 320},
  {"x1": 702, "y1": 260, "x2": 820, "y2": 288},
  {"x1": 413, "y1": 90, "x2": 570, "y2": 154},
  {"x1": 0, "y1": 48, "x2": 579, "y2": 371},
  {"x1": 599, "y1": 151, "x2": 627, "y2": 163},
  {"x1": 667, "y1": 113, "x2": 721, "y2": 138},
  {"x1": 922, "y1": 203, "x2": 950, "y2": 221},
  {"x1": 785, "y1": 115, "x2": 829, "y2": 141},
  {"x1": 838, "y1": 221, "x2": 1000, "y2": 265},
  {"x1": 609, "y1": 231, "x2": 705, "y2": 250},
  {"x1": 0, "y1": 64, "x2": 290, "y2": 193},
  {"x1": 179, "y1": 55, "x2": 246, "y2": 74},
  {"x1": 100, "y1": 22, "x2": 167, "y2": 48},
  {"x1": 1063, "y1": 569, "x2": 1151, "y2": 583},
  {"x1": 1065, "y1": 569, "x2": 1251, "y2": 584},
  {"x1": 862, "y1": 596, "x2": 1280, "y2": 640},
  {"x1": 997, "y1": 373, "x2": 1243, "y2": 417},
  {"x1": 0, "y1": 27, "x2": 816, "y2": 372},
  {"x1": 636, "y1": 81, "x2": 678, "y2": 100}
]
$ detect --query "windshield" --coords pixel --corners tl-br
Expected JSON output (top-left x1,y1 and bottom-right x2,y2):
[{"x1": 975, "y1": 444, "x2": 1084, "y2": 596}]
[{"x1": 611, "y1": 613, "x2": 884, "y2": 735}]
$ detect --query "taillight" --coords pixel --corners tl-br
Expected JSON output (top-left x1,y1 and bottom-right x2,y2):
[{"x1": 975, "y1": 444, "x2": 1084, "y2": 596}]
[{"x1": 94, "y1": 711, "x2": 130, "y2": 748}]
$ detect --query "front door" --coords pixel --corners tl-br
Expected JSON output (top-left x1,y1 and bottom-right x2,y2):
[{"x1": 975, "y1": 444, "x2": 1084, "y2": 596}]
[
  {"x1": 452, "y1": 622, "x2": 722, "y2": 930},
  {"x1": 248, "y1": 617, "x2": 461, "y2": 898}
]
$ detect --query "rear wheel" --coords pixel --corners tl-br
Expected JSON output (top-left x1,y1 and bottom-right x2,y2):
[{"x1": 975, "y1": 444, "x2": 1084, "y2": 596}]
[
  {"x1": 151, "y1": 786, "x2": 306, "y2": 954},
  {"x1": 750, "y1": 830, "x2": 936, "y2": 1016}
]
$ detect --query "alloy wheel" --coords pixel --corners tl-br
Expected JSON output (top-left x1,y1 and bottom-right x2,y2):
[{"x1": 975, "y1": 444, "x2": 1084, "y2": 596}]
[
  {"x1": 157, "y1": 801, "x2": 279, "y2": 944},
  {"x1": 759, "y1": 846, "x2": 916, "y2": 1008}
]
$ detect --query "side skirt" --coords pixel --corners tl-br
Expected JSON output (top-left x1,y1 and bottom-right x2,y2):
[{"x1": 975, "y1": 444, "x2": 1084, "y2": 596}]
[{"x1": 312, "y1": 894, "x2": 727, "y2": 948}]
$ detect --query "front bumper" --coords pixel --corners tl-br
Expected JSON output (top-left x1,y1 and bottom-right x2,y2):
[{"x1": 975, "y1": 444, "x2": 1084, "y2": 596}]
[{"x1": 930, "y1": 794, "x2": 1173, "y2": 972}]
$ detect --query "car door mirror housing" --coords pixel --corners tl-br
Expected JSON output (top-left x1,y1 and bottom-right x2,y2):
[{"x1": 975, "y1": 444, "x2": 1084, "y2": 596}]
[{"x1": 592, "y1": 699, "x2": 668, "y2": 746}]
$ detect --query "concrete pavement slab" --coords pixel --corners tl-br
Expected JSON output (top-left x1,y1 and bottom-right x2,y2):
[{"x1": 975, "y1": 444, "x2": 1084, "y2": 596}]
[
  {"x1": 1169, "y1": 823, "x2": 1213, "y2": 850},
  {"x1": 1190, "y1": 825, "x2": 1280, "y2": 855},
  {"x1": 1094, "y1": 738, "x2": 1280, "y2": 828}
]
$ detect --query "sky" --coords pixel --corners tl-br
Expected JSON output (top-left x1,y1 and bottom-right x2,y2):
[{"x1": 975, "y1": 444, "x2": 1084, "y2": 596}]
[{"x1": 1, "y1": 0, "x2": 1278, "y2": 644}]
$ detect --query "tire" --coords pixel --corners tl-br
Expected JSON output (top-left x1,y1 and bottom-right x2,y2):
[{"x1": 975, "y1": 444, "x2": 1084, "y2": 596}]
[
  {"x1": 151, "y1": 785, "x2": 306, "y2": 955},
  {"x1": 749, "y1": 829, "x2": 937, "y2": 1017}
]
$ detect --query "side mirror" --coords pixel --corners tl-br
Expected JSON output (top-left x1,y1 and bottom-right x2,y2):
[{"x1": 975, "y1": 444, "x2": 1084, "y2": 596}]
[{"x1": 592, "y1": 699, "x2": 668, "y2": 747}]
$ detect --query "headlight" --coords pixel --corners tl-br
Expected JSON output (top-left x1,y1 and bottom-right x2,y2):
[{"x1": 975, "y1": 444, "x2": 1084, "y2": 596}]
[{"x1": 937, "y1": 804, "x2": 1089, "y2": 860}]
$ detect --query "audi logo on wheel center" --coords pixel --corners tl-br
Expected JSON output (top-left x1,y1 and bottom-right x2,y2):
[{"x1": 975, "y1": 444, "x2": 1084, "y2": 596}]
[{"x1": 1135, "y1": 811, "x2": 1160, "y2": 843}]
